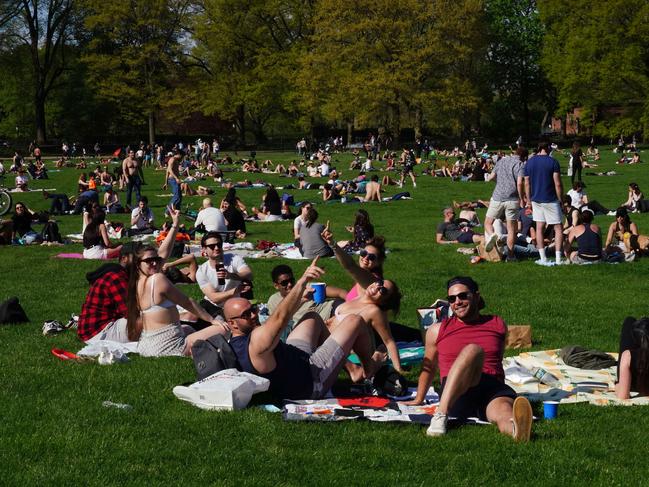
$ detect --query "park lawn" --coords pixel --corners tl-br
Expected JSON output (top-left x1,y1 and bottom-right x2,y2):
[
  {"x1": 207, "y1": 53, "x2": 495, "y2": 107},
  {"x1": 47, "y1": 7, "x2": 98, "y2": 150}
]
[{"x1": 2, "y1": 147, "x2": 649, "y2": 484}]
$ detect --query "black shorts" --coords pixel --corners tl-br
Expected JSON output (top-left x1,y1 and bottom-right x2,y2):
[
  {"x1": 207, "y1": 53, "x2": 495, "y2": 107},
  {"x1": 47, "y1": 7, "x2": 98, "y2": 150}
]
[
  {"x1": 440, "y1": 373, "x2": 516, "y2": 421},
  {"x1": 456, "y1": 231, "x2": 475, "y2": 244}
]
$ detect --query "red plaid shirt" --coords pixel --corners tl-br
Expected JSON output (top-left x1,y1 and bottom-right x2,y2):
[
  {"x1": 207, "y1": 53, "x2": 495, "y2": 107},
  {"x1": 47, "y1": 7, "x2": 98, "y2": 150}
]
[{"x1": 77, "y1": 268, "x2": 129, "y2": 341}]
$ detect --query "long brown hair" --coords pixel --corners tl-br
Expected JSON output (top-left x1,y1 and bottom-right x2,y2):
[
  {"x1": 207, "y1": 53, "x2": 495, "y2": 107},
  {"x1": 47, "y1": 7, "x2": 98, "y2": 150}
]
[{"x1": 126, "y1": 244, "x2": 157, "y2": 341}]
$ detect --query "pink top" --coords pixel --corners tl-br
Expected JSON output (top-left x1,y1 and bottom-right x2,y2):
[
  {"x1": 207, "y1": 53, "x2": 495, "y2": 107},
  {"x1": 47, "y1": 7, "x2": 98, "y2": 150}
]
[
  {"x1": 345, "y1": 283, "x2": 361, "y2": 302},
  {"x1": 435, "y1": 315, "x2": 507, "y2": 381}
]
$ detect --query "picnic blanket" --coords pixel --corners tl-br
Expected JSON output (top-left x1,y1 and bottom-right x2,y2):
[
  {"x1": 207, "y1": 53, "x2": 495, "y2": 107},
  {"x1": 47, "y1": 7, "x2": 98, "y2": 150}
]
[
  {"x1": 505, "y1": 349, "x2": 649, "y2": 406},
  {"x1": 348, "y1": 341, "x2": 424, "y2": 366},
  {"x1": 55, "y1": 253, "x2": 84, "y2": 259},
  {"x1": 282, "y1": 387, "x2": 490, "y2": 426}
]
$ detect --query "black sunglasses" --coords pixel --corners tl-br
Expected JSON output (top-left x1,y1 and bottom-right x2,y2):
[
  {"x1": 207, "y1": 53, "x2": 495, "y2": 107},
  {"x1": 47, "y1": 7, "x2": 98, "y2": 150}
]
[
  {"x1": 141, "y1": 256, "x2": 162, "y2": 265},
  {"x1": 447, "y1": 291, "x2": 472, "y2": 304},
  {"x1": 376, "y1": 279, "x2": 388, "y2": 295},
  {"x1": 359, "y1": 249, "x2": 378, "y2": 262},
  {"x1": 277, "y1": 277, "x2": 295, "y2": 288},
  {"x1": 205, "y1": 243, "x2": 223, "y2": 250},
  {"x1": 231, "y1": 305, "x2": 258, "y2": 321}
]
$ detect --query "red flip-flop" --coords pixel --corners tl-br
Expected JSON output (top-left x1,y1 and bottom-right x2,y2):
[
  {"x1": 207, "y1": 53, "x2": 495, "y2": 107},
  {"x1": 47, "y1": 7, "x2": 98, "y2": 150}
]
[{"x1": 51, "y1": 348, "x2": 92, "y2": 362}]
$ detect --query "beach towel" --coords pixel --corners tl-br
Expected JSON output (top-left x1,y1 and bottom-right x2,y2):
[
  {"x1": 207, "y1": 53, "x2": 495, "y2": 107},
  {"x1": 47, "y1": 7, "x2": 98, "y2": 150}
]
[
  {"x1": 55, "y1": 253, "x2": 85, "y2": 259},
  {"x1": 505, "y1": 349, "x2": 649, "y2": 406}
]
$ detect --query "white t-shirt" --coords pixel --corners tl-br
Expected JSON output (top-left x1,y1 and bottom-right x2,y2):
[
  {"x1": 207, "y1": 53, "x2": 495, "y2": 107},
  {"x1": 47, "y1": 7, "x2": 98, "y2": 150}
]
[
  {"x1": 294, "y1": 215, "x2": 306, "y2": 236},
  {"x1": 131, "y1": 207, "x2": 154, "y2": 229},
  {"x1": 567, "y1": 189, "x2": 586, "y2": 208},
  {"x1": 319, "y1": 163, "x2": 330, "y2": 176},
  {"x1": 195, "y1": 207, "x2": 227, "y2": 232},
  {"x1": 196, "y1": 254, "x2": 249, "y2": 303}
]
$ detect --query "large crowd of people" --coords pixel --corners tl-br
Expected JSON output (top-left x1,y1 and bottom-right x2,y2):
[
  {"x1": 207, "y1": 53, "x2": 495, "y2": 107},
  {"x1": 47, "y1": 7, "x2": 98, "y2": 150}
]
[{"x1": 2, "y1": 133, "x2": 649, "y2": 442}]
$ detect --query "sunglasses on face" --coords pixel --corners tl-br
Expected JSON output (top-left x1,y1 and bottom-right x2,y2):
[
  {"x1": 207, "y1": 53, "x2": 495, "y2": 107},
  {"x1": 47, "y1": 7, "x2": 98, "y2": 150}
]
[
  {"x1": 205, "y1": 243, "x2": 223, "y2": 250},
  {"x1": 277, "y1": 277, "x2": 295, "y2": 288},
  {"x1": 232, "y1": 305, "x2": 258, "y2": 321},
  {"x1": 376, "y1": 279, "x2": 388, "y2": 295},
  {"x1": 141, "y1": 256, "x2": 162, "y2": 265},
  {"x1": 359, "y1": 249, "x2": 378, "y2": 262},
  {"x1": 447, "y1": 291, "x2": 472, "y2": 304}
]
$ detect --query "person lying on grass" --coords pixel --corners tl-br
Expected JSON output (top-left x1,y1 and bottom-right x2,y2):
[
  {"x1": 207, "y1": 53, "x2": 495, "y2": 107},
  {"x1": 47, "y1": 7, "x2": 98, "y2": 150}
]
[
  {"x1": 320, "y1": 227, "x2": 404, "y2": 373},
  {"x1": 225, "y1": 258, "x2": 383, "y2": 400},
  {"x1": 126, "y1": 243, "x2": 230, "y2": 358},
  {"x1": 436, "y1": 207, "x2": 484, "y2": 245},
  {"x1": 403, "y1": 276, "x2": 533, "y2": 441}
]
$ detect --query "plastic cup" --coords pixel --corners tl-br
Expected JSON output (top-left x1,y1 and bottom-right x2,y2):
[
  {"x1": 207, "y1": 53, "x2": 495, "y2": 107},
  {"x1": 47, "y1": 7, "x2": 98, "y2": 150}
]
[
  {"x1": 311, "y1": 282, "x2": 326, "y2": 304},
  {"x1": 543, "y1": 400, "x2": 559, "y2": 419}
]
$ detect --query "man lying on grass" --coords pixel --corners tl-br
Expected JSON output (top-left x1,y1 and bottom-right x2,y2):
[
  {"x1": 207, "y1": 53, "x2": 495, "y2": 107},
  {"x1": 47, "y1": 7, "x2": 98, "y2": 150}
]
[
  {"x1": 403, "y1": 276, "x2": 533, "y2": 441},
  {"x1": 224, "y1": 258, "x2": 382, "y2": 400}
]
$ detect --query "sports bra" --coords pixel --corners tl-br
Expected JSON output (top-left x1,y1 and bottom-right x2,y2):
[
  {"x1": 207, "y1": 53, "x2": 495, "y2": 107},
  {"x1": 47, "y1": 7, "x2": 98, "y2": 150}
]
[{"x1": 141, "y1": 274, "x2": 176, "y2": 314}]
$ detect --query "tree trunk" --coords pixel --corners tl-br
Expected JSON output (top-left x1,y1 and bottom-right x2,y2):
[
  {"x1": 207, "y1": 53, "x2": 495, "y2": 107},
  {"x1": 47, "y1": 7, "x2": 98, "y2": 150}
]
[
  {"x1": 35, "y1": 92, "x2": 47, "y2": 145},
  {"x1": 414, "y1": 107, "x2": 423, "y2": 140},
  {"x1": 235, "y1": 104, "x2": 245, "y2": 147},
  {"x1": 148, "y1": 111, "x2": 156, "y2": 145},
  {"x1": 389, "y1": 104, "x2": 401, "y2": 148},
  {"x1": 347, "y1": 120, "x2": 353, "y2": 149}
]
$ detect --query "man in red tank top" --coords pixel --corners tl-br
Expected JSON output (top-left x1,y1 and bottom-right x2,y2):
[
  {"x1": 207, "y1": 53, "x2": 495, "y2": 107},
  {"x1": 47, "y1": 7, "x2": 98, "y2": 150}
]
[{"x1": 404, "y1": 276, "x2": 533, "y2": 441}]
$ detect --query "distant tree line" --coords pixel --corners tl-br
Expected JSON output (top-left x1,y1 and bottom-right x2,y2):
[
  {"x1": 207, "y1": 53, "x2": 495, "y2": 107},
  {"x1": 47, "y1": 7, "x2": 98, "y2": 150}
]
[{"x1": 0, "y1": 0, "x2": 647, "y2": 146}]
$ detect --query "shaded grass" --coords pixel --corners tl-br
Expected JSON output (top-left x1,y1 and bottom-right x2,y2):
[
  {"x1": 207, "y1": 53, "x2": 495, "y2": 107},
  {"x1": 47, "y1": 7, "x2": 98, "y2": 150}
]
[{"x1": 2, "y1": 148, "x2": 649, "y2": 484}]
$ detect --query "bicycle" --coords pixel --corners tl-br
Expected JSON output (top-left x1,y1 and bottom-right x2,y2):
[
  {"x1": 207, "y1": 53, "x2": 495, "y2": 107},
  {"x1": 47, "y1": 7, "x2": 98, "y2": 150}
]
[{"x1": 0, "y1": 175, "x2": 12, "y2": 216}]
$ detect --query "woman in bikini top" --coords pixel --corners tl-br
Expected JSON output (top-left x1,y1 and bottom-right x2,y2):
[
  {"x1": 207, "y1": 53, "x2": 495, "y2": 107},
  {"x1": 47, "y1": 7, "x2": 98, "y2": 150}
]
[
  {"x1": 332, "y1": 279, "x2": 404, "y2": 373},
  {"x1": 126, "y1": 245, "x2": 231, "y2": 355}
]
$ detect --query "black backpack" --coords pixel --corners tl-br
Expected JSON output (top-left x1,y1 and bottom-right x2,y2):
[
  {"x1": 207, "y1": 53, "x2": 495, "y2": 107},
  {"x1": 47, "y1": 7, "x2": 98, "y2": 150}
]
[
  {"x1": 0, "y1": 297, "x2": 29, "y2": 324},
  {"x1": 41, "y1": 221, "x2": 62, "y2": 243},
  {"x1": 192, "y1": 334, "x2": 240, "y2": 380}
]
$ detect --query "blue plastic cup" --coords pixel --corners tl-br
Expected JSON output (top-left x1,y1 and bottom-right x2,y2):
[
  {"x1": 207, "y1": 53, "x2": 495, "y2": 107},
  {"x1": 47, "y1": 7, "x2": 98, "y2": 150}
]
[
  {"x1": 311, "y1": 282, "x2": 326, "y2": 304},
  {"x1": 543, "y1": 400, "x2": 559, "y2": 419}
]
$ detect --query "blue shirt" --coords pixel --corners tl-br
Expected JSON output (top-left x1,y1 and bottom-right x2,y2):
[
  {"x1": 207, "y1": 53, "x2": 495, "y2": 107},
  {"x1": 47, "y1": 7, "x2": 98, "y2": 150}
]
[{"x1": 524, "y1": 154, "x2": 560, "y2": 203}]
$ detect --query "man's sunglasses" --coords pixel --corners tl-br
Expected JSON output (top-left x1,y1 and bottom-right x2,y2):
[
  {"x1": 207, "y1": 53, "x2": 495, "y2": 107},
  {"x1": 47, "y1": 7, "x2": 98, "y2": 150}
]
[
  {"x1": 447, "y1": 291, "x2": 472, "y2": 304},
  {"x1": 277, "y1": 277, "x2": 295, "y2": 288},
  {"x1": 141, "y1": 256, "x2": 162, "y2": 265},
  {"x1": 359, "y1": 249, "x2": 378, "y2": 262},
  {"x1": 231, "y1": 305, "x2": 258, "y2": 320},
  {"x1": 204, "y1": 243, "x2": 223, "y2": 250}
]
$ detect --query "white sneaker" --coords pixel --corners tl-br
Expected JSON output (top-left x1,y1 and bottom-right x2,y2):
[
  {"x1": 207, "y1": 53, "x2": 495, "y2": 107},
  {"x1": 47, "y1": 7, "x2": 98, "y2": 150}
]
[
  {"x1": 42, "y1": 320, "x2": 65, "y2": 335},
  {"x1": 556, "y1": 258, "x2": 568, "y2": 265},
  {"x1": 426, "y1": 412, "x2": 448, "y2": 436},
  {"x1": 607, "y1": 211, "x2": 617, "y2": 216},
  {"x1": 413, "y1": 182, "x2": 417, "y2": 188},
  {"x1": 485, "y1": 234, "x2": 498, "y2": 252}
]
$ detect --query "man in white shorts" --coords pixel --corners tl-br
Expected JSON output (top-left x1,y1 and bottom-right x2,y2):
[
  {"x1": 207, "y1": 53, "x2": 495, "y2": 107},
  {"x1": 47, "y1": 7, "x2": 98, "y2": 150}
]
[
  {"x1": 523, "y1": 141, "x2": 565, "y2": 265},
  {"x1": 484, "y1": 146, "x2": 528, "y2": 261}
]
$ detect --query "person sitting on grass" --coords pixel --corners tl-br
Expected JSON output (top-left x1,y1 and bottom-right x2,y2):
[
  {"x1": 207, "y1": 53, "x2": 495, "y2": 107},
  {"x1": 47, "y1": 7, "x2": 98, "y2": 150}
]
[
  {"x1": 252, "y1": 187, "x2": 283, "y2": 221},
  {"x1": 566, "y1": 208, "x2": 603, "y2": 264},
  {"x1": 103, "y1": 187, "x2": 122, "y2": 214},
  {"x1": 83, "y1": 209, "x2": 122, "y2": 260},
  {"x1": 10, "y1": 202, "x2": 41, "y2": 245},
  {"x1": 605, "y1": 207, "x2": 639, "y2": 252},
  {"x1": 14, "y1": 168, "x2": 29, "y2": 191},
  {"x1": 403, "y1": 276, "x2": 533, "y2": 441},
  {"x1": 616, "y1": 317, "x2": 649, "y2": 399},
  {"x1": 297, "y1": 208, "x2": 333, "y2": 259},
  {"x1": 338, "y1": 209, "x2": 374, "y2": 251},
  {"x1": 436, "y1": 207, "x2": 484, "y2": 245},
  {"x1": 163, "y1": 254, "x2": 199, "y2": 284},
  {"x1": 126, "y1": 244, "x2": 230, "y2": 357},
  {"x1": 129, "y1": 196, "x2": 155, "y2": 236},
  {"x1": 226, "y1": 259, "x2": 383, "y2": 400},
  {"x1": 363, "y1": 175, "x2": 382, "y2": 202},
  {"x1": 266, "y1": 264, "x2": 340, "y2": 336},
  {"x1": 77, "y1": 211, "x2": 182, "y2": 343}
]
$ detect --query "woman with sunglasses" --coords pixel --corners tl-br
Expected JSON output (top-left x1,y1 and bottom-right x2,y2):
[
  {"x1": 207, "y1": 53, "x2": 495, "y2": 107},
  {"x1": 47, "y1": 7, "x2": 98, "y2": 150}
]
[
  {"x1": 330, "y1": 277, "x2": 404, "y2": 374},
  {"x1": 126, "y1": 245, "x2": 230, "y2": 357},
  {"x1": 11, "y1": 202, "x2": 41, "y2": 245}
]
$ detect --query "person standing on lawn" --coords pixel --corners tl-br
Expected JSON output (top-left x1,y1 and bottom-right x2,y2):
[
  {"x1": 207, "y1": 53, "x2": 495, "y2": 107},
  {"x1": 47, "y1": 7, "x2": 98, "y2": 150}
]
[
  {"x1": 403, "y1": 276, "x2": 533, "y2": 441},
  {"x1": 523, "y1": 141, "x2": 565, "y2": 265},
  {"x1": 483, "y1": 146, "x2": 528, "y2": 261}
]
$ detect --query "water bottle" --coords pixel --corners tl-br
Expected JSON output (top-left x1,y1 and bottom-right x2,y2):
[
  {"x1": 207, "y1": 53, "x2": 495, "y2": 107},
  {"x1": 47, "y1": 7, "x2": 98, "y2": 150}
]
[
  {"x1": 532, "y1": 367, "x2": 561, "y2": 387},
  {"x1": 102, "y1": 401, "x2": 133, "y2": 410}
]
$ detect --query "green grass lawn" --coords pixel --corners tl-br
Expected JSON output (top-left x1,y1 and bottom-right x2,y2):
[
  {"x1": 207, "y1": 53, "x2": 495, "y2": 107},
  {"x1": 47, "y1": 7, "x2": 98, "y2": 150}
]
[{"x1": 2, "y1": 147, "x2": 649, "y2": 484}]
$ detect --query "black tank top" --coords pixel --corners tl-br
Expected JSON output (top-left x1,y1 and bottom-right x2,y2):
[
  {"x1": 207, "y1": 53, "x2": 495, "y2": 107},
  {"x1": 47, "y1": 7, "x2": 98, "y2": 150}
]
[{"x1": 576, "y1": 224, "x2": 601, "y2": 256}]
